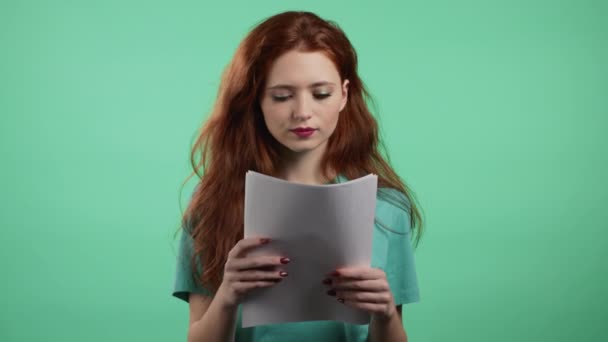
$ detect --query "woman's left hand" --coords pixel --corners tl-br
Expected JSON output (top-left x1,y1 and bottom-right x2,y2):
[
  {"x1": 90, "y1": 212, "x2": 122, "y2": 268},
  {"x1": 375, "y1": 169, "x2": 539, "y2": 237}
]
[{"x1": 323, "y1": 267, "x2": 396, "y2": 322}]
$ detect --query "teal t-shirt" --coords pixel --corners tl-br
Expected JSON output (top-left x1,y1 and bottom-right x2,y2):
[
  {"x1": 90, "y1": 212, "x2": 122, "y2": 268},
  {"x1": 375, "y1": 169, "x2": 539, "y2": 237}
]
[{"x1": 172, "y1": 175, "x2": 420, "y2": 341}]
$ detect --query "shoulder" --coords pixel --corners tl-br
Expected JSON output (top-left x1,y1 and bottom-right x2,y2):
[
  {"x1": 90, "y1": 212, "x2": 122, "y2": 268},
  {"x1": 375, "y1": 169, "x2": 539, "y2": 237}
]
[
  {"x1": 375, "y1": 187, "x2": 412, "y2": 234},
  {"x1": 377, "y1": 187, "x2": 410, "y2": 215},
  {"x1": 334, "y1": 174, "x2": 411, "y2": 232},
  {"x1": 378, "y1": 186, "x2": 407, "y2": 202},
  {"x1": 335, "y1": 174, "x2": 410, "y2": 211}
]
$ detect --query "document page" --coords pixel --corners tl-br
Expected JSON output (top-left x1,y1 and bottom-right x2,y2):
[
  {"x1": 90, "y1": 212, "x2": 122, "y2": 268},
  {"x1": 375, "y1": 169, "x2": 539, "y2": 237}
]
[{"x1": 241, "y1": 171, "x2": 378, "y2": 328}]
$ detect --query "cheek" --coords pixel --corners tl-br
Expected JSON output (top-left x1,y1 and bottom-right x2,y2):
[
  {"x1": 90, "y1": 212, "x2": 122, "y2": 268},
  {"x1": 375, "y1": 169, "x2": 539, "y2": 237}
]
[
  {"x1": 261, "y1": 107, "x2": 285, "y2": 132},
  {"x1": 322, "y1": 100, "x2": 342, "y2": 124}
]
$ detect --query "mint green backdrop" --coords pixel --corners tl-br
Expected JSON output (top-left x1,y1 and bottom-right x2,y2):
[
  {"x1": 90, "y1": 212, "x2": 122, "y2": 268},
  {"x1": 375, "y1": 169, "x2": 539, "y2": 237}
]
[{"x1": 1, "y1": 1, "x2": 606, "y2": 341}]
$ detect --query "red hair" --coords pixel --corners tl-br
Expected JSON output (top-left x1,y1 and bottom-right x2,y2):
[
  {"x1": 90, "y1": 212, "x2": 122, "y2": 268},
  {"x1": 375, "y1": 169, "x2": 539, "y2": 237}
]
[{"x1": 176, "y1": 11, "x2": 425, "y2": 293}]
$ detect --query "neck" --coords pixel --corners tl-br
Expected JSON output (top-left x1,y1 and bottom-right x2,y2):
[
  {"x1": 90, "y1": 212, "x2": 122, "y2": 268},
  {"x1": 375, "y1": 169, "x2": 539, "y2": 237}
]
[{"x1": 278, "y1": 141, "x2": 336, "y2": 185}]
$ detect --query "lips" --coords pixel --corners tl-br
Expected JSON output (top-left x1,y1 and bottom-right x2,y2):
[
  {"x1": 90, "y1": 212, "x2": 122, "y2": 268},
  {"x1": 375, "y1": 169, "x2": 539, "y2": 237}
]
[
  {"x1": 290, "y1": 127, "x2": 317, "y2": 138},
  {"x1": 291, "y1": 127, "x2": 316, "y2": 132}
]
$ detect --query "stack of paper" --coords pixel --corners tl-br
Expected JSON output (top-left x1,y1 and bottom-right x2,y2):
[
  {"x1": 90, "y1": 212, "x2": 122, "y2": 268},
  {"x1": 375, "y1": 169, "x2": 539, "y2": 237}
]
[{"x1": 242, "y1": 171, "x2": 378, "y2": 328}]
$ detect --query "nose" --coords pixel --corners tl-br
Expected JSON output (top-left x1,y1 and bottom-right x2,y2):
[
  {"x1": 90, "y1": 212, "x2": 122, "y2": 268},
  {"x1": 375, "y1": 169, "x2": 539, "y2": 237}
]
[{"x1": 292, "y1": 95, "x2": 312, "y2": 121}]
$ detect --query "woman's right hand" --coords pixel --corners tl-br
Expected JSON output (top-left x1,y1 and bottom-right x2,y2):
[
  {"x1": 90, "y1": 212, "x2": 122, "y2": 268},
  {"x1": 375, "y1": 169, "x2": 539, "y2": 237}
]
[{"x1": 216, "y1": 237, "x2": 290, "y2": 309}]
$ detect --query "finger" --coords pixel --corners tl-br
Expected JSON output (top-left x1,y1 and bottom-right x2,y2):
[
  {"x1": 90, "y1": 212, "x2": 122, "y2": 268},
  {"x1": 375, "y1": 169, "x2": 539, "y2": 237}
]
[
  {"x1": 334, "y1": 290, "x2": 392, "y2": 304},
  {"x1": 257, "y1": 264, "x2": 278, "y2": 272},
  {"x1": 229, "y1": 237, "x2": 272, "y2": 258},
  {"x1": 327, "y1": 267, "x2": 385, "y2": 280},
  {"x1": 233, "y1": 279, "x2": 282, "y2": 293},
  {"x1": 329, "y1": 279, "x2": 388, "y2": 292},
  {"x1": 230, "y1": 255, "x2": 289, "y2": 271},
  {"x1": 236, "y1": 269, "x2": 287, "y2": 282}
]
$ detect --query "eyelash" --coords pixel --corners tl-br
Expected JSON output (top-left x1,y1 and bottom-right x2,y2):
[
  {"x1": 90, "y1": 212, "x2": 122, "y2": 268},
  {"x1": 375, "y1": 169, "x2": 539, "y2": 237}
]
[{"x1": 271, "y1": 93, "x2": 331, "y2": 102}]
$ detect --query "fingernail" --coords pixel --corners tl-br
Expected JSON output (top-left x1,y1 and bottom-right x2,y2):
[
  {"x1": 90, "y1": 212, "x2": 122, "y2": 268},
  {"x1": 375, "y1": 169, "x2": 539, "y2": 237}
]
[
  {"x1": 327, "y1": 271, "x2": 340, "y2": 277},
  {"x1": 338, "y1": 298, "x2": 344, "y2": 303},
  {"x1": 280, "y1": 257, "x2": 290, "y2": 264},
  {"x1": 260, "y1": 238, "x2": 271, "y2": 244},
  {"x1": 279, "y1": 271, "x2": 288, "y2": 277},
  {"x1": 322, "y1": 278, "x2": 332, "y2": 285},
  {"x1": 327, "y1": 290, "x2": 336, "y2": 296}
]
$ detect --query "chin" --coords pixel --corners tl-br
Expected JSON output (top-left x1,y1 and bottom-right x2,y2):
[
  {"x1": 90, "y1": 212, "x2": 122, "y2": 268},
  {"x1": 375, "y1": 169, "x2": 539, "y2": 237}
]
[
  {"x1": 274, "y1": 138, "x2": 309, "y2": 152},
  {"x1": 285, "y1": 144, "x2": 313, "y2": 153},
  {"x1": 285, "y1": 140, "x2": 327, "y2": 154},
  {"x1": 272, "y1": 132, "x2": 330, "y2": 154}
]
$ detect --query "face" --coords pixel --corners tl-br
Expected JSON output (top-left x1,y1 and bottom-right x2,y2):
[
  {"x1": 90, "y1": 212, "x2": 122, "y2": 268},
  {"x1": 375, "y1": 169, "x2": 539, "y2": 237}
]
[{"x1": 260, "y1": 50, "x2": 349, "y2": 156}]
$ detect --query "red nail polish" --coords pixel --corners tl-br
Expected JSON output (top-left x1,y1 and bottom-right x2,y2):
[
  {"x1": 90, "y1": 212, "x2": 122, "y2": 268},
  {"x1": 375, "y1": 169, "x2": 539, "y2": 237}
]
[
  {"x1": 328, "y1": 270, "x2": 340, "y2": 277},
  {"x1": 280, "y1": 257, "x2": 290, "y2": 264},
  {"x1": 260, "y1": 238, "x2": 271, "y2": 244}
]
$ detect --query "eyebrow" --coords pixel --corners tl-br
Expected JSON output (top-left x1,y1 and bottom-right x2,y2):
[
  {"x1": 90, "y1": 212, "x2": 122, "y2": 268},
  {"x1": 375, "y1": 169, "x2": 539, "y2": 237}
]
[{"x1": 266, "y1": 81, "x2": 335, "y2": 90}]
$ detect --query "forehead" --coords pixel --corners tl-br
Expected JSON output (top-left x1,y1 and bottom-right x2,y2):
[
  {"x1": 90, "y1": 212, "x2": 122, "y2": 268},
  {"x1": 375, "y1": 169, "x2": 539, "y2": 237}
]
[{"x1": 265, "y1": 50, "x2": 341, "y2": 87}]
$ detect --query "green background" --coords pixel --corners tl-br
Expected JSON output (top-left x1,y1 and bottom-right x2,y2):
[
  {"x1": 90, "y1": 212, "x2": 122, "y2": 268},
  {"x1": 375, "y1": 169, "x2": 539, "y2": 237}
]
[{"x1": 1, "y1": 0, "x2": 606, "y2": 341}]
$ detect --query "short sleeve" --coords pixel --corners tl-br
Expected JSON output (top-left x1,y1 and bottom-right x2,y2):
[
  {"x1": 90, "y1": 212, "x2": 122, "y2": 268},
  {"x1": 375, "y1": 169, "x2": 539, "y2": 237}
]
[
  {"x1": 172, "y1": 228, "x2": 214, "y2": 302},
  {"x1": 383, "y1": 195, "x2": 421, "y2": 305}
]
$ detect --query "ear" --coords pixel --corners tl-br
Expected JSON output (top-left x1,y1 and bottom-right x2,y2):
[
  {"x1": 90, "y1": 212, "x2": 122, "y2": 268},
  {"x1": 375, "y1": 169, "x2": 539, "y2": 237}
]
[{"x1": 339, "y1": 79, "x2": 349, "y2": 112}]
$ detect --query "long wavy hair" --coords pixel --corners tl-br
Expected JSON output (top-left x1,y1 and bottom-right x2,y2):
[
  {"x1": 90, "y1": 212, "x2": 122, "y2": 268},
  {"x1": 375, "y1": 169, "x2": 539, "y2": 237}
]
[{"x1": 175, "y1": 10, "x2": 425, "y2": 294}]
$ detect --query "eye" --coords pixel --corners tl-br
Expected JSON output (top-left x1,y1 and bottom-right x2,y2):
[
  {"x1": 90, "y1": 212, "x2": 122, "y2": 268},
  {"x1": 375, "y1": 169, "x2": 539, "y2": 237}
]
[
  {"x1": 272, "y1": 95, "x2": 290, "y2": 102},
  {"x1": 314, "y1": 93, "x2": 331, "y2": 100},
  {"x1": 271, "y1": 92, "x2": 332, "y2": 103}
]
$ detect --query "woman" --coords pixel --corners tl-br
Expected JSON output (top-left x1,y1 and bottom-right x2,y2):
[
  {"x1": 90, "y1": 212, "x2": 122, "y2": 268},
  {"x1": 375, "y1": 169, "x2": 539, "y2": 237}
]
[{"x1": 172, "y1": 10, "x2": 424, "y2": 342}]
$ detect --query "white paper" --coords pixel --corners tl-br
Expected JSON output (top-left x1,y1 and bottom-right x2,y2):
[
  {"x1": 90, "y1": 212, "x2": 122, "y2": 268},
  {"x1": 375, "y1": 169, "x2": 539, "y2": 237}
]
[{"x1": 241, "y1": 171, "x2": 378, "y2": 328}]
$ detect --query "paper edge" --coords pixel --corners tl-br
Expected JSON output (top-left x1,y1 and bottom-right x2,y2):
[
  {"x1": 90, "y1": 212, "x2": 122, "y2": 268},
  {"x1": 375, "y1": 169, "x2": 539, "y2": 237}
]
[{"x1": 246, "y1": 170, "x2": 377, "y2": 188}]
